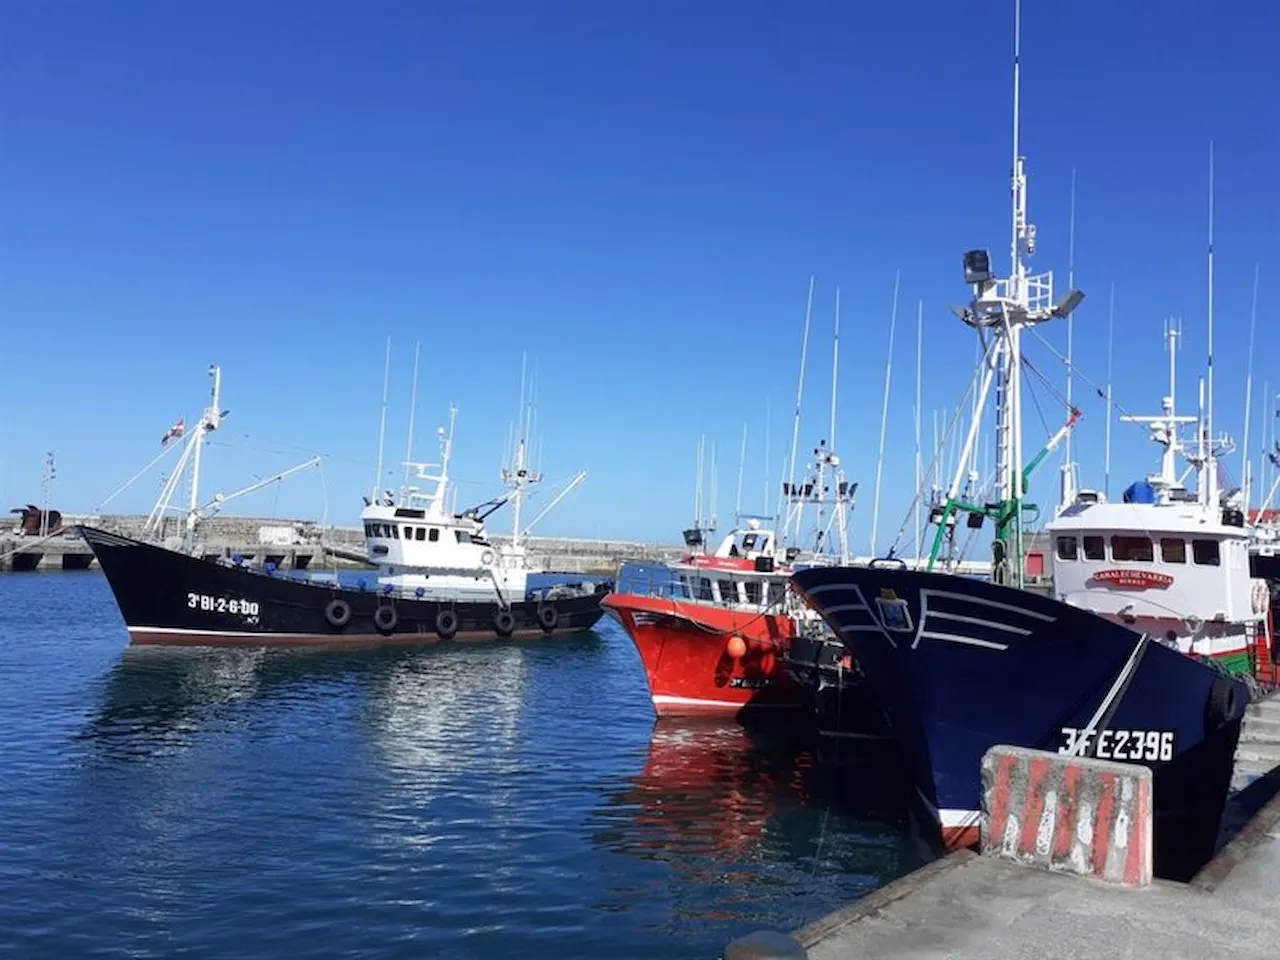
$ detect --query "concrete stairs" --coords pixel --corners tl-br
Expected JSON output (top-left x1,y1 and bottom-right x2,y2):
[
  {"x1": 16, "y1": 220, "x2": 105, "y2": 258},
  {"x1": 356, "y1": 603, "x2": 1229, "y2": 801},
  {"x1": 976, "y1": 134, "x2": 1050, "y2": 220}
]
[{"x1": 1232, "y1": 690, "x2": 1280, "y2": 791}]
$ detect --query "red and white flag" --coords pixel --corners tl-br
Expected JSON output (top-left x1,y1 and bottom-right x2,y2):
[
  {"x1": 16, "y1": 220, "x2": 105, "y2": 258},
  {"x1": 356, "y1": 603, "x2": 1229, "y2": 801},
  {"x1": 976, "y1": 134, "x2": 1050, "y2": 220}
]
[{"x1": 161, "y1": 418, "x2": 185, "y2": 447}]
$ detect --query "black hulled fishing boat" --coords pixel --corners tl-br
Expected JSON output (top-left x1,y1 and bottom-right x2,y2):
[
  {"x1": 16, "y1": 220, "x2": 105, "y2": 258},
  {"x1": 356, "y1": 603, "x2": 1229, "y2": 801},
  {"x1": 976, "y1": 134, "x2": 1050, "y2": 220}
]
[{"x1": 82, "y1": 363, "x2": 610, "y2": 647}]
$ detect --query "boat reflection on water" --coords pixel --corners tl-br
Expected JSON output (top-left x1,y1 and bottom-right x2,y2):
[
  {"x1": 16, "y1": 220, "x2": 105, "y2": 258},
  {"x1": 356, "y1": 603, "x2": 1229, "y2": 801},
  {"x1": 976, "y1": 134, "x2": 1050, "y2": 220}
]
[
  {"x1": 591, "y1": 719, "x2": 921, "y2": 929},
  {"x1": 78, "y1": 645, "x2": 279, "y2": 761}
]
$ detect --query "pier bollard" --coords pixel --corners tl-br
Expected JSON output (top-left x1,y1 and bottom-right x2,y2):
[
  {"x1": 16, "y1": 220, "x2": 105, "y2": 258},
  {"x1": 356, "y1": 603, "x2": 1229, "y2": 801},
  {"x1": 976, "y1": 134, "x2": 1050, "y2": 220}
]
[
  {"x1": 723, "y1": 930, "x2": 807, "y2": 960},
  {"x1": 980, "y1": 744, "x2": 1153, "y2": 887}
]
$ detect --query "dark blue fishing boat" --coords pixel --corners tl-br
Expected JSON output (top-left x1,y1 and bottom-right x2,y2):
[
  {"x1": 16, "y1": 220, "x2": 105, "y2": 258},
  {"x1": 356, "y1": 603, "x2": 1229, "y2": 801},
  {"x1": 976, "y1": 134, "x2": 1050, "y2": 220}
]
[{"x1": 791, "y1": 0, "x2": 1250, "y2": 882}]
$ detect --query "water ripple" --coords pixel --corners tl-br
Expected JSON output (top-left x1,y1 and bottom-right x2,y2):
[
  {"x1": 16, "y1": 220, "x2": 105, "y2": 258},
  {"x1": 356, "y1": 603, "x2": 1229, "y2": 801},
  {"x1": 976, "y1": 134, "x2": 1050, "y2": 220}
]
[{"x1": 0, "y1": 573, "x2": 922, "y2": 958}]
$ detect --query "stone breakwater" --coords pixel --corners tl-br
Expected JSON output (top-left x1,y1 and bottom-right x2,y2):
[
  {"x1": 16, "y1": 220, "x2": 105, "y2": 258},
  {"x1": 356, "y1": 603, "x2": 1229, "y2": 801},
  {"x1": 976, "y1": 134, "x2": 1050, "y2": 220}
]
[{"x1": 1, "y1": 514, "x2": 684, "y2": 574}]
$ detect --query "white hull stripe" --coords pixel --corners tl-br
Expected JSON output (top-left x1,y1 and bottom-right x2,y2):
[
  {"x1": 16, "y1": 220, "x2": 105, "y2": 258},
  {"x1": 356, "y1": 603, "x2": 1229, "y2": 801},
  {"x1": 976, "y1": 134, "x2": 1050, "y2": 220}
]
[
  {"x1": 802, "y1": 583, "x2": 854, "y2": 597},
  {"x1": 130, "y1": 626, "x2": 322, "y2": 638},
  {"x1": 915, "y1": 786, "x2": 981, "y2": 830},
  {"x1": 927, "y1": 588, "x2": 1057, "y2": 622},
  {"x1": 651, "y1": 694, "x2": 799, "y2": 708},
  {"x1": 128, "y1": 624, "x2": 554, "y2": 639},
  {"x1": 939, "y1": 808, "x2": 981, "y2": 829},
  {"x1": 918, "y1": 630, "x2": 1009, "y2": 651},
  {"x1": 927, "y1": 609, "x2": 1031, "y2": 635},
  {"x1": 822, "y1": 603, "x2": 873, "y2": 615}
]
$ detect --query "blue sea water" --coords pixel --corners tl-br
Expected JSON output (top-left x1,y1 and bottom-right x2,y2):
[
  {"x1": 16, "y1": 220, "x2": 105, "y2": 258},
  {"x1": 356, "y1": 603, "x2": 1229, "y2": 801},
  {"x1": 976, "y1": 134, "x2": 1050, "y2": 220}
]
[{"x1": 0, "y1": 572, "x2": 923, "y2": 959}]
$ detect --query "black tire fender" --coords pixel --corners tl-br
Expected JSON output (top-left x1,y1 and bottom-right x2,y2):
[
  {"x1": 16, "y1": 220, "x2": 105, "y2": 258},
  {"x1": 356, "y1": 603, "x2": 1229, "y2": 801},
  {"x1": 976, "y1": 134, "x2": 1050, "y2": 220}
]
[
  {"x1": 435, "y1": 608, "x2": 458, "y2": 640},
  {"x1": 494, "y1": 609, "x2": 515, "y2": 637},
  {"x1": 537, "y1": 603, "x2": 558, "y2": 633},
  {"x1": 373, "y1": 604, "x2": 398, "y2": 635},
  {"x1": 1205, "y1": 674, "x2": 1244, "y2": 734},
  {"x1": 325, "y1": 598, "x2": 352, "y2": 630}
]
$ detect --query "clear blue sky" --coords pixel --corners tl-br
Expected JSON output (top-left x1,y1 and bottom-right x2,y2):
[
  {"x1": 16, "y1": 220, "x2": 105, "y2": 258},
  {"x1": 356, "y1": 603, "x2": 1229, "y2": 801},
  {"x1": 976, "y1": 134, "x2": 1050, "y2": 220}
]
[{"x1": 2, "y1": 0, "x2": 1278, "y2": 548}]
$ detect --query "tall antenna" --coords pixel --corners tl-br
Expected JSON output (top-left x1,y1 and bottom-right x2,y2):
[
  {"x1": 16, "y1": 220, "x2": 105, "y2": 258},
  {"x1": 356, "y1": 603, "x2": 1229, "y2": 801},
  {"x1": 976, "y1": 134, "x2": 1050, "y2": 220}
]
[
  {"x1": 785, "y1": 276, "x2": 815, "y2": 541},
  {"x1": 40, "y1": 452, "x2": 56, "y2": 539},
  {"x1": 1065, "y1": 168, "x2": 1077, "y2": 463},
  {"x1": 528, "y1": 356, "x2": 540, "y2": 471},
  {"x1": 763, "y1": 395, "x2": 771, "y2": 515},
  {"x1": 914, "y1": 299, "x2": 923, "y2": 559},
  {"x1": 1010, "y1": 0, "x2": 1022, "y2": 281},
  {"x1": 1105, "y1": 283, "x2": 1115, "y2": 499},
  {"x1": 1243, "y1": 264, "x2": 1260, "y2": 511},
  {"x1": 1206, "y1": 140, "x2": 1217, "y2": 507},
  {"x1": 373, "y1": 336, "x2": 391, "y2": 498},
  {"x1": 694, "y1": 436, "x2": 704, "y2": 529},
  {"x1": 402, "y1": 339, "x2": 421, "y2": 487},
  {"x1": 1203, "y1": 142, "x2": 1213, "y2": 512},
  {"x1": 709, "y1": 441, "x2": 718, "y2": 532},
  {"x1": 735, "y1": 422, "x2": 748, "y2": 518},
  {"x1": 829, "y1": 287, "x2": 841, "y2": 451},
  {"x1": 1261, "y1": 380, "x2": 1273, "y2": 512},
  {"x1": 870, "y1": 269, "x2": 901, "y2": 556}
]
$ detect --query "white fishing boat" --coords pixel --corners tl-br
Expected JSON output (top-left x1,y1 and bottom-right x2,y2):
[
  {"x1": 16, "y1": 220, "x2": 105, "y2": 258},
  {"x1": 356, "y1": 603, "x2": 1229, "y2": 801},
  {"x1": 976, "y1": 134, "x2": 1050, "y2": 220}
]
[{"x1": 1046, "y1": 299, "x2": 1266, "y2": 676}]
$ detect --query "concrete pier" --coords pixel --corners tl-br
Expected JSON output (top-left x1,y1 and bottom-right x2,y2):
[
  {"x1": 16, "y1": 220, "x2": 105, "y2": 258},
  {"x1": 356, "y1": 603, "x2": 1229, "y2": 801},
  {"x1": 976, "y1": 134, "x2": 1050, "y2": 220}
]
[
  {"x1": 794, "y1": 817, "x2": 1280, "y2": 960},
  {"x1": 0, "y1": 530, "x2": 323, "y2": 572},
  {"x1": 761, "y1": 720, "x2": 1280, "y2": 960}
]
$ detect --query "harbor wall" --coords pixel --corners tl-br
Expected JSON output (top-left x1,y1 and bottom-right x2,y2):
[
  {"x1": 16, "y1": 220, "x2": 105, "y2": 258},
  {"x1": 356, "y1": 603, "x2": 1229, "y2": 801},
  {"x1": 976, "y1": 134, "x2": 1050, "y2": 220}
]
[{"x1": 0, "y1": 513, "x2": 685, "y2": 574}]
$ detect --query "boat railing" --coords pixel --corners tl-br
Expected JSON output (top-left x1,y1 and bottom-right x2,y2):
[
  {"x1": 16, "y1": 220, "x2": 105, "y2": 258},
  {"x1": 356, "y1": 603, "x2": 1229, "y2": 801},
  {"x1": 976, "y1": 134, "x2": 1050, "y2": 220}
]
[
  {"x1": 211, "y1": 555, "x2": 611, "y2": 601},
  {"x1": 614, "y1": 561, "x2": 790, "y2": 613}
]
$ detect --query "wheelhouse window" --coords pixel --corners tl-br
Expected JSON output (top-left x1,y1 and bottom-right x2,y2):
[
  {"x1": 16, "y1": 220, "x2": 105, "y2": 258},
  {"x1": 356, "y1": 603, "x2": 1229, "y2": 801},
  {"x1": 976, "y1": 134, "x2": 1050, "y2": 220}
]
[
  {"x1": 1111, "y1": 536, "x2": 1153, "y2": 562},
  {"x1": 390, "y1": 525, "x2": 400, "y2": 539},
  {"x1": 766, "y1": 581, "x2": 787, "y2": 607},
  {"x1": 744, "y1": 580, "x2": 763, "y2": 605},
  {"x1": 455, "y1": 530, "x2": 472, "y2": 544},
  {"x1": 718, "y1": 579, "x2": 737, "y2": 604},
  {"x1": 403, "y1": 525, "x2": 414, "y2": 539},
  {"x1": 1055, "y1": 536, "x2": 1078, "y2": 561},
  {"x1": 1082, "y1": 536, "x2": 1105, "y2": 561},
  {"x1": 429, "y1": 528, "x2": 440, "y2": 542},
  {"x1": 1192, "y1": 539, "x2": 1221, "y2": 566},
  {"x1": 695, "y1": 577, "x2": 713, "y2": 601},
  {"x1": 1160, "y1": 538, "x2": 1186, "y2": 563},
  {"x1": 415, "y1": 527, "x2": 425, "y2": 541}
]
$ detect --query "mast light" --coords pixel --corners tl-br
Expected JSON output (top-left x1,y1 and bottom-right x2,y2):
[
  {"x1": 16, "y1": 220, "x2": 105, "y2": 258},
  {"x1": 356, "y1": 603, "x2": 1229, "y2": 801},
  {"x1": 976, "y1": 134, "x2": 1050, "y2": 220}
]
[{"x1": 1051, "y1": 288, "x2": 1086, "y2": 319}]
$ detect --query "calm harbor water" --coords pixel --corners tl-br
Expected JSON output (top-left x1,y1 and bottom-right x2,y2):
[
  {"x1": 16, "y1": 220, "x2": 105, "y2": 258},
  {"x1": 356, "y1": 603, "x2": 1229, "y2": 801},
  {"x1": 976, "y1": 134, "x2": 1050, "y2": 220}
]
[{"x1": 0, "y1": 572, "x2": 923, "y2": 959}]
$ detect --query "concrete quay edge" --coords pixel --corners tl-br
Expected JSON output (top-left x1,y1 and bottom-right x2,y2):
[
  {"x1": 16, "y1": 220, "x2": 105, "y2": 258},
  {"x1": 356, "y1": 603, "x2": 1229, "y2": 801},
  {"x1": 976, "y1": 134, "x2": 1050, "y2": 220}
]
[{"x1": 791, "y1": 769, "x2": 1280, "y2": 959}]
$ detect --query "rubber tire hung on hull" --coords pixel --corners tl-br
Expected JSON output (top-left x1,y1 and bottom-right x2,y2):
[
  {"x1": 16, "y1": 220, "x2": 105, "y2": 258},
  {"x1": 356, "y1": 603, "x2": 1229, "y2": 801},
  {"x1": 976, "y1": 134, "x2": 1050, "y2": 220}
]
[
  {"x1": 435, "y1": 608, "x2": 458, "y2": 640},
  {"x1": 374, "y1": 604, "x2": 398, "y2": 635},
  {"x1": 1205, "y1": 675, "x2": 1241, "y2": 733},
  {"x1": 494, "y1": 609, "x2": 515, "y2": 637},
  {"x1": 537, "y1": 603, "x2": 558, "y2": 633},
  {"x1": 325, "y1": 598, "x2": 352, "y2": 629}
]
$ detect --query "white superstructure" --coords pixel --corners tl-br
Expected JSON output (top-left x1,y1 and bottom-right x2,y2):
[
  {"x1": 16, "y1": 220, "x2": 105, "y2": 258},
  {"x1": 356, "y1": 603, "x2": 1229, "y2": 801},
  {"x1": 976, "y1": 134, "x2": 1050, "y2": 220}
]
[
  {"x1": 1047, "y1": 326, "x2": 1265, "y2": 662},
  {"x1": 361, "y1": 404, "x2": 585, "y2": 603}
]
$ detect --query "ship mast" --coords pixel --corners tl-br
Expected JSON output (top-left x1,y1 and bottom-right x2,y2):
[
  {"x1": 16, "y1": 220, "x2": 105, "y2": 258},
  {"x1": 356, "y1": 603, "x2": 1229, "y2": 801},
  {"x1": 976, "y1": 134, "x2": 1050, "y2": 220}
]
[
  {"x1": 1119, "y1": 321, "x2": 1196, "y2": 497},
  {"x1": 1183, "y1": 143, "x2": 1235, "y2": 507},
  {"x1": 926, "y1": 0, "x2": 1084, "y2": 586}
]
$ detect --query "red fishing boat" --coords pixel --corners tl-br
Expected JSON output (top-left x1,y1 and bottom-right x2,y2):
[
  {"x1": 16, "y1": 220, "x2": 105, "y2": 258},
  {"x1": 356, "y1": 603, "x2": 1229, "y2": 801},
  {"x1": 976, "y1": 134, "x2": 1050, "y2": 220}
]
[
  {"x1": 604, "y1": 519, "x2": 810, "y2": 717},
  {"x1": 605, "y1": 422, "x2": 860, "y2": 719}
]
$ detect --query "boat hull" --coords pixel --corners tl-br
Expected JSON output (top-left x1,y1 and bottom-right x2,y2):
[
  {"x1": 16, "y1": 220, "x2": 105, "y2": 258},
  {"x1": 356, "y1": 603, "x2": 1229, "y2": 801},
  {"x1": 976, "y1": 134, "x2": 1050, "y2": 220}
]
[
  {"x1": 785, "y1": 630, "x2": 895, "y2": 749},
  {"x1": 80, "y1": 526, "x2": 609, "y2": 647},
  {"x1": 601, "y1": 592, "x2": 805, "y2": 717},
  {"x1": 791, "y1": 564, "x2": 1250, "y2": 881}
]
